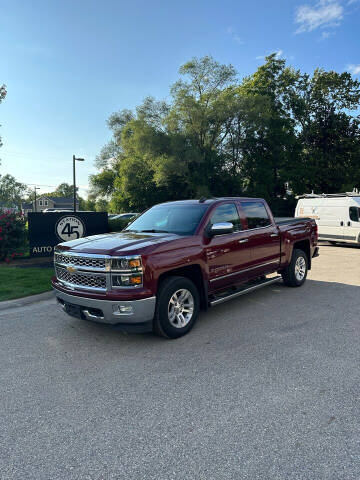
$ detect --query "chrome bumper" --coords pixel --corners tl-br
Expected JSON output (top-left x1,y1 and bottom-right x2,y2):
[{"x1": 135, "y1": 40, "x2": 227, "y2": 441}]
[{"x1": 54, "y1": 288, "x2": 156, "y2": 326}]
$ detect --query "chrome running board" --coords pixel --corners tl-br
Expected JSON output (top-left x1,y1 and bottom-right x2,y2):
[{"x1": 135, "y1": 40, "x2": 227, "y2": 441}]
[{"x1": 209, "y1": 276, "x2": 282, "y2": 307}]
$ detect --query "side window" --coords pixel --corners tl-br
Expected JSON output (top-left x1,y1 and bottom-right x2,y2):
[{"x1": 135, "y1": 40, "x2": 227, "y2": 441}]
[
  {"x1": 210, "y1": 203, "x2": 242, "y2": 232},
  {"x1": 241, "y1": 201, "x2": 271, "y2": 229},
  {"x1": 349, "y1": 207, "x2": 360, "y2": 222}
]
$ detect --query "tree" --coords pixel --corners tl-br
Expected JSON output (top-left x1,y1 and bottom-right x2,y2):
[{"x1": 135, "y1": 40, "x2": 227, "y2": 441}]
[
  {"x1": 52, "y1": 182, "x2": 74, "y2": 197},
  {"x1": 288, "y1": 69, "x2": 360, "y2": 194},
  {"x1": 0, "y1": 174, "x2": 27, "y2": 207},
  {"x1": 92, "y1": 55, "x2": 360, "y2": 214},
  {"x1": 233, "y1": 54, "x2": 301, "y2": 202}
]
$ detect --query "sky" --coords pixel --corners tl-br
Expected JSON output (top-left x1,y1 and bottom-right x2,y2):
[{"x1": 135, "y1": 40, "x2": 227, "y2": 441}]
[{"x1": 1, "y1": 0, "x2": 360, "y2": 198}]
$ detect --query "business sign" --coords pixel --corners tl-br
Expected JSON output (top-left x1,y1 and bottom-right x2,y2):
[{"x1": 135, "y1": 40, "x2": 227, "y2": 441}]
[{"x1": 28, "y1": 212, "x2": 108, "y2": 257}]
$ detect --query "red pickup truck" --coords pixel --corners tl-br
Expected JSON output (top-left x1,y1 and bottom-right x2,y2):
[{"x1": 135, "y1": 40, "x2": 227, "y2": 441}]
[{"x1": 52, "y1": 197, "x2": 319, "y2": 338}]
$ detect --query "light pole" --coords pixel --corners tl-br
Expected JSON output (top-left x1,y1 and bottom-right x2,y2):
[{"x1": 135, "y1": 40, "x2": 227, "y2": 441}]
[
  {"x1": 73, "y1": 155, "x2": 85, "y2": 212},
  {"x1": 34, "y1": 186, "x2": 40, "y2": 212}
]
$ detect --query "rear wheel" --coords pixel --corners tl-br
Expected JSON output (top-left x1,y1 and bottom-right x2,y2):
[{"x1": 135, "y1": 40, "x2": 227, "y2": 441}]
[
  {"x1": 153, "y1": 276, "x2": 200, "y2": 339},
  {"x1": 281, "y1": 249, "x2": 308, "y2": 287}
]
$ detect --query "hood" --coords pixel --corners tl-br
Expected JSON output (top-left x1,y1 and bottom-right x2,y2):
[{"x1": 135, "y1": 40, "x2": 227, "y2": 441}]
[{"x1": 57, "y1": 231, "x2": 181, "y2": 255}]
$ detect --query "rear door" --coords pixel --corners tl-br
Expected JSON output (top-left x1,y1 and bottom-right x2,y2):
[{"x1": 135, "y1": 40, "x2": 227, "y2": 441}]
[
  {"x1": 205, "y1": 202, "x2": 252, "y2": 290},
  {"x1": 239, "y1": 200, "x2": 281, "y2": 277}
]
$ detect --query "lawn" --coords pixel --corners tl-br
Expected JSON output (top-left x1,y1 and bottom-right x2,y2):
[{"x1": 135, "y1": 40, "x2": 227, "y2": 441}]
[{"x1": 0, "y1": 267, "x2": 54, "y2": 302}]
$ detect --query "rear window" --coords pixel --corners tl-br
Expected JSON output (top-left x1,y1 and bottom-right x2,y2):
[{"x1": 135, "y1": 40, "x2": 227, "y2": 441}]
[{"x1": 241, "y1": 201, "x2": 271, "y2": 229}]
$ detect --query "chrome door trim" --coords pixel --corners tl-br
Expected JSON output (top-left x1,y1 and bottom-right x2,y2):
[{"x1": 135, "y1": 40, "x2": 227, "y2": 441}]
[{"x1": 209, "y1": 260, "x2": 280, "y2": 283}]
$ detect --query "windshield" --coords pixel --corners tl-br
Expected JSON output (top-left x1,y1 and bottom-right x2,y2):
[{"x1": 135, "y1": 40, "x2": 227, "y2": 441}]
[{"x1": 125, "y1": 204, "x2": 208, "y2": 235}]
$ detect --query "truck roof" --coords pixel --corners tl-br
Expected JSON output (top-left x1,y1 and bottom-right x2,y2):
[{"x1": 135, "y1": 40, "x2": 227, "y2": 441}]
[{"x1": 157, "y1": 197, "x2": 261, "y2": 206}]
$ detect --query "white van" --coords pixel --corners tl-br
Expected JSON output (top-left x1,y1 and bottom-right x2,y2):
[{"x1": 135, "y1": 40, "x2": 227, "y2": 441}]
[{"x1": 295, "y1": 193, "x2": 360, "y2": 245}]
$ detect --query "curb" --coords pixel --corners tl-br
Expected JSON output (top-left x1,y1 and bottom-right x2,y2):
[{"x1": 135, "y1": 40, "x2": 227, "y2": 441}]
[{"x1": 0, "y1": 290, "x2": 55, "y2": 312}]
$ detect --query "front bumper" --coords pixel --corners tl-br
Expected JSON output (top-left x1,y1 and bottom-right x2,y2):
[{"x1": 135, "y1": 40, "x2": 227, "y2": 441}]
[{"x1": 54, "y1": 288, "x2": 156, "y2": 332}]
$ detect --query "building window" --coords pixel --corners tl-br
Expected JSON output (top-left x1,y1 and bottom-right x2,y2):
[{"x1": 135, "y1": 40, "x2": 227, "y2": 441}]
[
  {"x1": 44, "y1": 200, "x2": 48, "y2": 206},
  {"x1": 39, "y1": 200, "x2": 43, "y2": 206}
]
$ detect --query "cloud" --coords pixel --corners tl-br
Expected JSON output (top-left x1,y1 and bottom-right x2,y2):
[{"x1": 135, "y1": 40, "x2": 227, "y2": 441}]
[
  {"x1": 347, "y1": 64, "x2": 360, "y2": 74},
  {"x1": 256, "y1": 49, "x2": 284, "y2": 60},
  {"x1": 295, "y1": 0, "x2": 344, "y2": 33},
  {"x1": 226, "y1": 26, "x2": 244, "y2": 45}
]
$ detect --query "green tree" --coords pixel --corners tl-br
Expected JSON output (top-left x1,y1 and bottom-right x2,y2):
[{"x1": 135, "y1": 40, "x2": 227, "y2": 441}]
[
  {"x1": 233, "y1": 54, "x2": 301, "y2": 202},
  {"x1": 288, "y1": 69, "x2": 360, "y2": 193},
  {"x1": 92, "y1": 55, "x2": 360, "y2": 213},
  {"x1": 52, "y1": 182, "x2": 74, "y2": 197},
  {"x1": 0, "y1": 174, "x2": 27, "y2": 208}
]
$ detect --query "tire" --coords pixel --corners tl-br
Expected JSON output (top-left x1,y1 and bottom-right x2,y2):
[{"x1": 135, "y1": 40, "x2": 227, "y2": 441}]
[
  {"x1": 281, "y1": 249, "x2": 308, "y2": 287},
  {"x1": 153, "y1": 276, "x2": 200, "y2": 339}
]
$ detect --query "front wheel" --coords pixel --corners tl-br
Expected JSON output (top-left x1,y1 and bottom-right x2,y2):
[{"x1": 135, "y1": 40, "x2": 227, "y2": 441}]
[
  {"x1": 281, "y1": 249, "x2": 308, "y2": 287},
  {"x1": 153, "y1": 276, "x2": 200, "y2": 339}
]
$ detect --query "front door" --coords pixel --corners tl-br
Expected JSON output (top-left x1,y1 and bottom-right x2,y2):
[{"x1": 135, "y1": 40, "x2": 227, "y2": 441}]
[
  {"x1": 343, "y1": 206, "x2": 360, "y2": 243},
  {"x1": 206, "y1": 203, "x2": 252, "y2": 291}
]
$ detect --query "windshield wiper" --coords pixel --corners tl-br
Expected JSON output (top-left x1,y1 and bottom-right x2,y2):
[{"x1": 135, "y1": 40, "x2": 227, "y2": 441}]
[{"x1": 139, "y1": 229, "x2": 169, "y2": 233}]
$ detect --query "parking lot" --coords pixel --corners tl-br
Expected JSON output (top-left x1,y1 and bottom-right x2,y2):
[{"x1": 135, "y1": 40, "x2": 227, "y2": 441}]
[{"x1": 1, "y1": 244, "x2": 360, "y2": 480}]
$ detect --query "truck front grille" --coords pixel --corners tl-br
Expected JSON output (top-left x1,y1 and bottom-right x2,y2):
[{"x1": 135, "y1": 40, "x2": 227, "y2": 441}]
[
  {"x1": 55, "y1": 266, "x2": 107, "y2": 291},
  {"x1": 54, "y1": 252, "x2": 107, "y2": 270}
]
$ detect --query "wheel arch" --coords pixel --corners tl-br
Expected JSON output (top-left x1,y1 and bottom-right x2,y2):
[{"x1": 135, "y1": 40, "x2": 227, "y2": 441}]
[
  {"x1": 292, "y1": 240, "x2": 311, "y2": 269},
  {"x1": 157, "y1": 264, "x2": 208, "y2": 310}
]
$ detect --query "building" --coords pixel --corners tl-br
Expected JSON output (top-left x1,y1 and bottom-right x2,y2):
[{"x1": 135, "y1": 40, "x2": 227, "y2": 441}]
[{"x1": 21, "y1": 196, "x2": 79, "y2": 216}]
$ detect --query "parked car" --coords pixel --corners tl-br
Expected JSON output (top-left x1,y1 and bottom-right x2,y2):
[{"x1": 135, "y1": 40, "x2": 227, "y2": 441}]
[
  {"x1": 111, "y1": 212, "x2": 139, "y2": 221},
  {"x1": 43, "y1": 208, "x2": 73, "y2": 213},
  {"x1": 52, "y1": 197, "x2": 319, "y2": 339},
  {"x1": 295, "y1": 192, "x2": 360, "y2": 245}
]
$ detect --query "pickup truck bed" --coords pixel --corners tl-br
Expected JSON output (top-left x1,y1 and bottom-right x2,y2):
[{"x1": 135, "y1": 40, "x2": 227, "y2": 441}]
[{"x1": 275, "y1": 217, "x2": 312, "y2": 225}]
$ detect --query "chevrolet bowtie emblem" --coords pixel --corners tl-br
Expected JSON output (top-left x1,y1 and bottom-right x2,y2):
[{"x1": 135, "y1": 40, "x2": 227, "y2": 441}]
[{"x1": 66, "y1": 266, "x2": 77, "y2": 273}]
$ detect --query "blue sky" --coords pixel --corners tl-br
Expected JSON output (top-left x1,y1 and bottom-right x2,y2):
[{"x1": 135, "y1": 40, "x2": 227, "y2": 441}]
[{"x1": 1, "y1": 0, "x2": 360, "y2": 198}]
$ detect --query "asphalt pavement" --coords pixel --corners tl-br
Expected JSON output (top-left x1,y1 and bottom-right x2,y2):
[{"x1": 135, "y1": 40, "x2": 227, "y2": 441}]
[{"x1": 1, "y1": 244, "x2": 360, "y2": 480}]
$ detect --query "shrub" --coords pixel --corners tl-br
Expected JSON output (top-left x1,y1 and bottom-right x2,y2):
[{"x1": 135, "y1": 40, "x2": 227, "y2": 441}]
[{"x1": 0, "y1": 211, "x2": 27, "y2": 262}]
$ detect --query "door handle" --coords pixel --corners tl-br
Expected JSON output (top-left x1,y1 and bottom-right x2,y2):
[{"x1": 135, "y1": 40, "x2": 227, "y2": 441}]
[
  {"x1": 348, "y1": 221, "x2": 351, "y2": 227},
  {"x1": 238, "y1": 238, "x2": 249, "y2": 244},
  {"x1": 340, "y1": 221, "x2": 344, "y2": 226},
  {"x1": 270, "y1": 233, "x2": 279, "y2": 237}
]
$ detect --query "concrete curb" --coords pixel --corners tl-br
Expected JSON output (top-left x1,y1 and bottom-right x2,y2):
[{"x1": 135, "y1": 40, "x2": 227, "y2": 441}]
[{"x1": 0, "y1": 290, "x2": 55, "y2": 311}]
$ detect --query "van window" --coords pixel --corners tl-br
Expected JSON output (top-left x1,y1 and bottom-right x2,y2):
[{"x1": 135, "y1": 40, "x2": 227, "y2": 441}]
[
  {"x1": 241, "y1": 201, "x2": 271, "y2": 229},
  {"x1": 349, "y1": 207, "x2": 360, "y2": 222}
]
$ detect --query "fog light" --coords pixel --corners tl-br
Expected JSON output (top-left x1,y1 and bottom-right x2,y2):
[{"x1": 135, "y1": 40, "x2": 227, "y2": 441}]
[{"x1": 112, "y1": 304, "x2": 134, "y2": 315}]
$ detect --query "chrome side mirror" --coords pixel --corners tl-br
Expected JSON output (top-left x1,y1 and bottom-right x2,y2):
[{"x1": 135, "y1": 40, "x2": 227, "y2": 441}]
[{"x1": 209, "y1": 222, "x2": 233, "y2": 236}]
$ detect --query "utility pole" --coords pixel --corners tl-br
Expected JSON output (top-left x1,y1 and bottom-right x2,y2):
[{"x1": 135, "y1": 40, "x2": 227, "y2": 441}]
[
  {"x1": 73, "y1": 155, "x2": 85, "y2": 212},
  {"x1": 34, "y1": 186, "x2": 40, "y2": 212}
]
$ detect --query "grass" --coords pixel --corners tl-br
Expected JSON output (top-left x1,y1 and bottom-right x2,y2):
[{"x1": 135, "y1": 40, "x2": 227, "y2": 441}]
[{"x1": 0, "y1": 267, "x2": 54, "y2": 302}]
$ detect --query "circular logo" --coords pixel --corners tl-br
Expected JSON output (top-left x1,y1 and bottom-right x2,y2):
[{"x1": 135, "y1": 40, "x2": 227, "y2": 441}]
[{"x1": 56, "y1": 216, "x2": 85, "y2": 242}]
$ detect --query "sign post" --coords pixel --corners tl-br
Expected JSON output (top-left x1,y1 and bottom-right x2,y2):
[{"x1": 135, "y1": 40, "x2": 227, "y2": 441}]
[{"x1": 28, "y1": 212, "x2": 108, "y2": 257}]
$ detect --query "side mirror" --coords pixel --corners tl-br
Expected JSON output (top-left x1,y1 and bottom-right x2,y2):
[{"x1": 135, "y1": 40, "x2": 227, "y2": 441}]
[{"x1": 209, "y1": 222, "x2": 233, "y2": 236}]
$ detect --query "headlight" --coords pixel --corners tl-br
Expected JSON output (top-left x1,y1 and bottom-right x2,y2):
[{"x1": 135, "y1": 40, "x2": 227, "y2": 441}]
[
  {"x1": 112, "y1": 274, "x2": 143, "y2": 287},
  {"x1": 110, "y1": 256, "x2": 143, "y2": 288}
]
